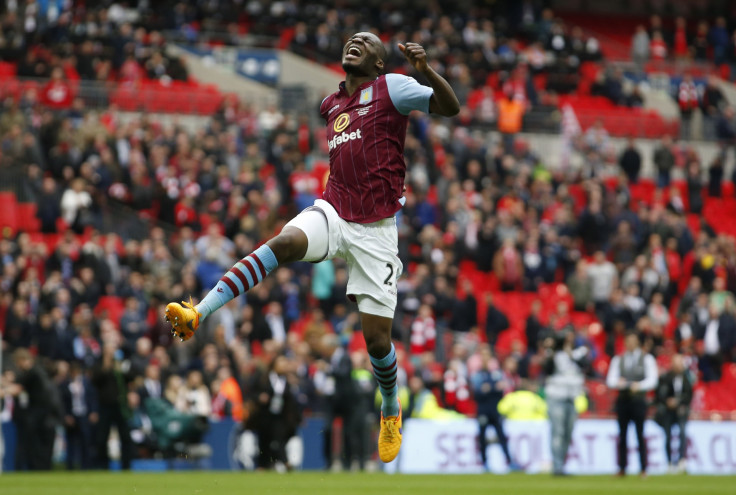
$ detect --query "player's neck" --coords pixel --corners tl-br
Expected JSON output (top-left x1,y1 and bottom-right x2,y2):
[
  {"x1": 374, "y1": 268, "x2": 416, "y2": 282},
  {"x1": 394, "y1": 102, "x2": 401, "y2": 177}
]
[{"x1": 344, "y1": 74, "x2": 376, "y2": 96}]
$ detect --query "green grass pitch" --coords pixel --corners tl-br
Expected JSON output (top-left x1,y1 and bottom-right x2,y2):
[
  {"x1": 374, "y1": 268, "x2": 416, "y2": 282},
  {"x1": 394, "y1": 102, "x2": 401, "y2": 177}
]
[{"x1": 1, "y1": 472, "x2": 734, "y2": 495}]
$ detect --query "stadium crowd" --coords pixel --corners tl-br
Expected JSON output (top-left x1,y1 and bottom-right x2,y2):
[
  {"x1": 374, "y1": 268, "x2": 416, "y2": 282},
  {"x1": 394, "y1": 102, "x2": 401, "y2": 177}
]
[{"x1": 0, "y1": 0, "x2": 736, "y2": 475}]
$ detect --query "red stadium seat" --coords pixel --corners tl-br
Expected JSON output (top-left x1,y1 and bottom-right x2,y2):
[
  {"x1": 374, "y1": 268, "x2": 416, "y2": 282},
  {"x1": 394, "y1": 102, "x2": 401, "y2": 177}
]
[
  {"x1": 0, "y1": 192, "x2": 18, "y2": 233},
  {"x1": 16, "y1": 203, "x2": 41, "y2": 232},
  {"x1": 95, "y1": 296, "x2": 125, "y2": 326}
]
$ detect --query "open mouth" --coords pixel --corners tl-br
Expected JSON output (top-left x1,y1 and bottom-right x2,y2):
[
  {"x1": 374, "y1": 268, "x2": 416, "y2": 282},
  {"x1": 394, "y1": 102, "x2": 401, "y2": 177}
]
[{"x1": 345, "y1": 45, "x2": 362, "y2": 59}]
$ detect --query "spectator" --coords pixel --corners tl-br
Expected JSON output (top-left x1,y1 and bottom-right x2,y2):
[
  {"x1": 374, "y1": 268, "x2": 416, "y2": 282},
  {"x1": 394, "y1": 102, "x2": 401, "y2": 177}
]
[
  {"x1": 697, "y1": 302, "x2": 736, "y2": 381},
  {"x1": 708, "y1": 18, "x2": 728, "y2": 64},
  {"x1": 567, "y1": 260, "x2": 594, "y2": 312},
  {"x1": 654, "y1": 354, "x2": 693, "y2": 474},
  {"x1": 649, "y1": 31, "x2": 668, "y2": 61},
  {"x1": 247, "y1": 355, "x2": 300, "y2": 471},
  {"x1": 138, "y1": 364, "x2": 162, "y2": 403},
  {"x1": 708, "y1": 152, "x2": 726, "y2": 197},
  {"x1": 60, "y1": 178, "x2": 93, "y2": 233},
  {"x1": 494, "y1": 238, "x2": 523, "y2": 291},
  {"x1": 609, "y1": 221, "x2": 637, "y2": 269},
  {"x1": 619, "y1": 137, "x2": 642, "y2": 183},
  {"x1": 176, "y1": 370, "x2": 212, "y2": 418},
  {"x1": 316, "y1": 334, "x2": 355, "y2": 471},
  {"x1": 544, "y1": 329, "x2": 588, "y2": 476},
  {"x1": 648, "y1": 292, "x2": 670, "y2": 328},
  {"x1": 686, "y1": 161, "x2": 705, "y2": 214},
  {"x1": 410, "y1": 304, "x2": 437, "y2": 356},
  {"x1": 59, "y1": 361, "x2": 98, "y2": 470},
  {"x1": 691, "y1": 21, "x2": 709, "y2": 62},
  {"x1": 496, "y1": 91, "x2": 524, "y2": 152},
  {"x1": 701, "y1": 77, "x2": 724, "y2": 141},
  {"x1": 584, "y1": 119, "x2": 610, "y2": 152},
  {"x1": 606, "y1": 332, "x2": 658, "y2": 477},
  {"x1": 484, "y1": 293, "x2": 510, "y2": 346},
  {"x1": 120, "y1": 297, "x2": 146, "y2": 353},
  {"x1": 631, "y1": 25, "x2": 650, "y2": 70},
  {"x1": 578, "y1": 195, "x2": 608, "y2": 253},
  {"x1": 42, "y1": 67, "x2": 74, "y2": 109},
  {"x1": 92, "y1": 344, "x2": 133, "y2": 470},
  {"x1": 623, "y1": 284, "x2": 647, "y2": 322},
  {"x1": 405, "y1": 375, "x2": 464, "y2": 420},
  {"x1": 8, "y1": 349, "x2": 62, "y2": 470},
  {"x1": 677, "y1": 75, "x2": 699, "y2": 141},
  {"x1": 470, "y1": 345, "x2": 519, "y2": 472},
  {"x1": 448, "y1": 279, "x2": 478, "y2": 334},
  {"x1": 653, "y1": 135, "x2": 675, "y2": 188},
  {"x1": 525, "y1": 300, "x2": 545, "y2": 353},
  {"x1": 211, "y1": 366, "x2": 244, "y2": 421},
  {"x1": 496, "y1": 383, "x2": 547, "y2": 420},
  {"x1": 716, "y1": 107, "x2": 735, "y2": 149},
  {"x1": 673, "y1": 17, "x2": 689, "y2": 61},
  {"x1": 587, "y1": 251, "x2": 618, "y2": 312}
]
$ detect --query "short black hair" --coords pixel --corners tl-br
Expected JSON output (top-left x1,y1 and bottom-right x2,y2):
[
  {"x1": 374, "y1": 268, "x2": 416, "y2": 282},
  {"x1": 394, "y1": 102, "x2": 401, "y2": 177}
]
[
  {"x1": 373, "y1": 35, "x2": 388, "y2": 75},
  {"x1": 377, "y1": 40, "x2": 388, "y2": 65}
]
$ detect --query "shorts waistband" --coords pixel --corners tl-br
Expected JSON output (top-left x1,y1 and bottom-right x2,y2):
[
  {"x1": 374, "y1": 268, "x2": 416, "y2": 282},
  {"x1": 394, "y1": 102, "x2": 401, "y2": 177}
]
[{"x1": 352, "y1": 216, "x2": 396, "y2": 228}]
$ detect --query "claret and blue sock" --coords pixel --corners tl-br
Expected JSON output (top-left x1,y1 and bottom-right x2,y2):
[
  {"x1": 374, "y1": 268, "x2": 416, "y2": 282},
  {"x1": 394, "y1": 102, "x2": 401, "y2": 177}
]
[{"x1": 370, "y1": 343, "x2": 400, "y2": 417}]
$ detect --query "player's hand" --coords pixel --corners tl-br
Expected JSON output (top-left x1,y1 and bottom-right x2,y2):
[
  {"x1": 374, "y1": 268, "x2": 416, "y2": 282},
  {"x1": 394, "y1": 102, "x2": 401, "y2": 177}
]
[{"x1": 398, "y1": 43, "x2": 430, "y2": 73}]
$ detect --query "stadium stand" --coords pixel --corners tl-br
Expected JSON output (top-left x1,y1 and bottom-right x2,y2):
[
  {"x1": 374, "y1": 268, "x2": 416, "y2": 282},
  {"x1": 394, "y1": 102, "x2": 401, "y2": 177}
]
[{"x1": 1, "y1": 0, "x2": 736, "y2": 473}]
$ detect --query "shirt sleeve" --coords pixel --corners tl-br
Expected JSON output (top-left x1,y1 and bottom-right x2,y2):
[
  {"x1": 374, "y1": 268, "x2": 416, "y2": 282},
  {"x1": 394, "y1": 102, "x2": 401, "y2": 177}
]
[
  {"x1": 606, "y1": 356, "x2": 621, "y2": 389},
  {"x1": 319, "y1": 96, "x2": 329, "y2": 120},
  {"x1": 637, "y1": 354, "x2": 660, "y2": 392},
  {"x1": 385, "y1": 73, "x2": 434, "y2": 115}
]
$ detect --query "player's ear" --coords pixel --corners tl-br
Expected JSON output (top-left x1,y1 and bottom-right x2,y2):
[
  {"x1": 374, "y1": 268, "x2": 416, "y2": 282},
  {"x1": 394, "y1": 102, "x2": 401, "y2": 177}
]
[{"x1": 376, "y1": 58, "x2": 385, "y2": 75}]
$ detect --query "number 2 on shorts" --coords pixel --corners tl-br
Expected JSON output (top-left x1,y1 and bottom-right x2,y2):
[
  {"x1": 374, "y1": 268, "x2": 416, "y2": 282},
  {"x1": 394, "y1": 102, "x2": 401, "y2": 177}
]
[{"x1": 383, "y1": 263, "x2": 394, "y2": 286}]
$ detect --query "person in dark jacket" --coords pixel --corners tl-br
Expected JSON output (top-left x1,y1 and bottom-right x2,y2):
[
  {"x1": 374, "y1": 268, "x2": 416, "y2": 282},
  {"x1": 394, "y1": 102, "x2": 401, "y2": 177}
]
[
  {"x1": 619, "y1": 137, "x2": 642, "y2": 183},
  {"x1": 91, "y1": 344, "x2": 133, "y2": 470},
  {"x1": 715, "y1": 107, "x2": 735, "y2": 147},
  {"x1": 655, "y1": 354, "x2": 693, "y2": 473},
  {"x1": 246, "y1": 354, "x2": 302, "y2": 470},
  {"x1": 484, "y1": 293, "x2": 510, "y2": 346},
  {"x1": 470, "y1": 345, "x2": 519, "y2": 472},
  {"x1": 449, "y1": 279, "x2": 478, "y2": 333},
  {"x1": 696, "y1": 303, "x2": 736, "y2": 381},
  {"x1": 653, "y1": 135, "x2": 675, "y2": 188},
  {"x1": 10, "y1": 348, "x2": 63, "y2": 470},
  {"x1": 59, "y1": 361, "x2": 99, "y2": 470},
  {"x1": 525, "y1": 300, "x2": 546, "y2": 353},
  {"x1": 317, "y1": 334, "x2": 356, "y2": 470}
]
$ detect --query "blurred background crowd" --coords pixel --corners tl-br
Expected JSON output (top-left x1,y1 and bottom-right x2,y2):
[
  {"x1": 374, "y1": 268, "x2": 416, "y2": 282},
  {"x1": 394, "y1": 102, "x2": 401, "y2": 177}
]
[{"x1": 1, "y1": 0, "x2": 736, "y2": 473}]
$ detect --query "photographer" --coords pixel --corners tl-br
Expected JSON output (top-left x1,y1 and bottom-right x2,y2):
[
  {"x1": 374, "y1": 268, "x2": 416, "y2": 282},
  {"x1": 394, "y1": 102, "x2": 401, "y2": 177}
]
[
  {"x1": 606, "y1": 332, "x2": 658, "y2": 477},
  {"x1": 543, "y1": 329, "x2": 589, "y2": 476}
]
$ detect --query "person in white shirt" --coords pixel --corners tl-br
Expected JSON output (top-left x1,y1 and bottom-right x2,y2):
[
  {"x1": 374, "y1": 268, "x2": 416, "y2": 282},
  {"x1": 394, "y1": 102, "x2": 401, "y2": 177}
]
[
  {"x1": 606, "y1": 332, "x2": 658, "y2": 477},
  {"x1": 60, "y1": 177, "x2": 93, "y2": 230},
  {"x1": 587, "y1": 250, "x2": 618, "y2": 309}
]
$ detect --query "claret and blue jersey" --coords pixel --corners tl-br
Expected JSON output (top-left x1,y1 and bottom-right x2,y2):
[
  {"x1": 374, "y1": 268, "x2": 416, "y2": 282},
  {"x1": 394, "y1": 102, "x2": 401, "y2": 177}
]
[{"x1": 319, "y1": 74, "x2": 434, "y2": 224}]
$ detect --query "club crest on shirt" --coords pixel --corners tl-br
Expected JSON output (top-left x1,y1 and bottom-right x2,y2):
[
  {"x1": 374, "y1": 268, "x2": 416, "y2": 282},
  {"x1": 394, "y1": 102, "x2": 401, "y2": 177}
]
[
  {"x1": 333, "y1": 113, "x2": 350, "y2": 132},
  {"x1": 359, "y1": 87, "x2": 373, "y2": 105},
  {"x1": 356, "y1": 105, "x2": 372, "y2": 116}
]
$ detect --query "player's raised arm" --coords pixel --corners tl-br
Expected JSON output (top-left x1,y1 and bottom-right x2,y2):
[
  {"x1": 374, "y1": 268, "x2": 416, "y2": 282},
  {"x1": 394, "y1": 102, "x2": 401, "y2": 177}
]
[{"x1": 398, "y1": 42, "x2": 460, "y2": 117}]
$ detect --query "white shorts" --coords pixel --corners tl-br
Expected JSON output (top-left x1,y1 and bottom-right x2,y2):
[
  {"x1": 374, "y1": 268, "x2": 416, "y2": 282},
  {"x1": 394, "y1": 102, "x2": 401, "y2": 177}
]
[{"x1": 284, "y1": 199, "x2": 402, "y2": 318}]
